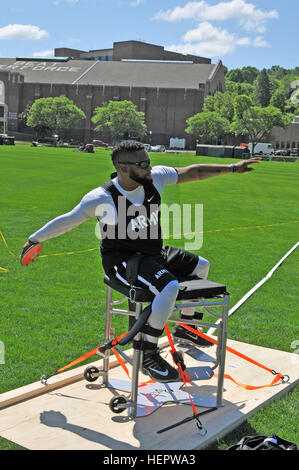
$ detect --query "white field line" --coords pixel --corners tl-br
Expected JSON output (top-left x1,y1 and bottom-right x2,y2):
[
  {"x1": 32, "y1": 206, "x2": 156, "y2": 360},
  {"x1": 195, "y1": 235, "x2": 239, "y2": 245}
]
[{"x1": 207, "y1": 241, "x2": 299, "y2": 336}]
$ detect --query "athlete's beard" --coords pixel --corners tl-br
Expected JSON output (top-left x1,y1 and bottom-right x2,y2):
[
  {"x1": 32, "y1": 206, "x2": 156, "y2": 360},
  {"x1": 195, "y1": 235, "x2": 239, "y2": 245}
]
[{"x1": 129, "y1": 167, "x2": 152, "y2": 185}]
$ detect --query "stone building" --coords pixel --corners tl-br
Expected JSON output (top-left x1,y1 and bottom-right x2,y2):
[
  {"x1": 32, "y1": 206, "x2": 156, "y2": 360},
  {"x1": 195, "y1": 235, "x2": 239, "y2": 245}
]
[
  {"x1": 0, "y1": 40, "x2": 225, "y2": 147},
  {"x1": 270, "y1": 116, "x2": 299, "y2": 150}
]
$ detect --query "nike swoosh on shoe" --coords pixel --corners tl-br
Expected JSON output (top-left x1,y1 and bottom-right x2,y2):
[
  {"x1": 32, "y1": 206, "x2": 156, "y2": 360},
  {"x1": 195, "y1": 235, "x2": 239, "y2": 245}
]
[{"x1": 149, "y1": 368, "x2": 169, "y2": 376}]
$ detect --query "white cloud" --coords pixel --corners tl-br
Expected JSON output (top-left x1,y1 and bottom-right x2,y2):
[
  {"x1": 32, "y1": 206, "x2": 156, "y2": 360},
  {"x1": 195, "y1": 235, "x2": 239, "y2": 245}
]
[
  {"x1": 33, "y1": 50, "x2": 54, "y2": 57},
  {"x1": 53, "y1": 0, "x2": 79, "y2": 5},
  {"x1": 154, "y1": 2, "x2": 205, "y2": 22},
  {"x1": 154, "y1": 0, "x2": 278, "y2": 32},
  {"x1": 129, "y1": 0, "x2": 144, "y2": 6},
  {"x1": 166, "y1": 21, "x2": 270, "y2": 57},
  {"x1": 167, "y1": 41, "x2": 234, "y2": 58},
  {"x1": 236, "y1": 36, "x2": 251, "y2": 46},
  {"x1": 253, "y1": 36, "x2": 270, "y2": 48},
  {"x1": 0, "y1": 24, "x2": 48, "y2": 40}
]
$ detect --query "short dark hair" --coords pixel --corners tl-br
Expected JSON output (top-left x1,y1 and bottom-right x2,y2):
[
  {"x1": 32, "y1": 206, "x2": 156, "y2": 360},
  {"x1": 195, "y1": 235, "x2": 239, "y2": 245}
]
[{"x1": 111, "y1": 140, "x2": 145, "y2": 163}]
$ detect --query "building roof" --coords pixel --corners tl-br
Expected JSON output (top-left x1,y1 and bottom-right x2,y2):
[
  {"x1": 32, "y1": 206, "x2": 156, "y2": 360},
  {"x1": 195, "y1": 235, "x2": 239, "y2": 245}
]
[{"x1": 0, "y1": 58, "x2": 217, "y2": 89}]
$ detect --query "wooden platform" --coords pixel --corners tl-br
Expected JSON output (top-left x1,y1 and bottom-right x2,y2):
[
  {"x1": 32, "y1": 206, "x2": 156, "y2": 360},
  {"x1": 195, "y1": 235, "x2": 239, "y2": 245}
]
[{"x1": 0, "y1": 338, "x2": 298, "y2": 450}]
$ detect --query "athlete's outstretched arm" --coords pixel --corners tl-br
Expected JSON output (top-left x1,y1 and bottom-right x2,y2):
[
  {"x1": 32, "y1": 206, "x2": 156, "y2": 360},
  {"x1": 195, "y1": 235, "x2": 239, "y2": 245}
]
[
  {"x1": 20, "y1": 203, "x2": 92, "y2": 259},
  {"x1": 175, "y1": 158, "x2": 261, "y2": 184}
]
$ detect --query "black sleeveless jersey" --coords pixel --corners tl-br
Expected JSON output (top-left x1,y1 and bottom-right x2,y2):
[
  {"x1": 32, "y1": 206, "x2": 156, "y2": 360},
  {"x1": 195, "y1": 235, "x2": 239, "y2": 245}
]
[{"x1": 99, "y1": 179, "x2": 163, "y2": 272}]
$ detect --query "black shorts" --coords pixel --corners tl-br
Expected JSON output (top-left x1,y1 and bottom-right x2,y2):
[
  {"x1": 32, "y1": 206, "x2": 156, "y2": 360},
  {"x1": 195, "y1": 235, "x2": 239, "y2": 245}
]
[{"x1": 110, "y1": 246, "x2": 199, "y2": 295}]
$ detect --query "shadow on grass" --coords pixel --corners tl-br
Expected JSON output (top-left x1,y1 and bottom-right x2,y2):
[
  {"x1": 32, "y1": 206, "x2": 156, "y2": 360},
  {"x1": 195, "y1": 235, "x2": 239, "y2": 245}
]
[{"x1": 206, "y1": 420, "x2": 258, "y2": 450}]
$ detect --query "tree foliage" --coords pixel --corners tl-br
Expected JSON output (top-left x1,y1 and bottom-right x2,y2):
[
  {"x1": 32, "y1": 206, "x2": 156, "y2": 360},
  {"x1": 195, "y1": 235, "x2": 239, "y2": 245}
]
[
  {"x1": 185, "y1": 111, "x2": 230, "y2": 142},
  {"x1": 203, "y1": 91, "x2": 235, "y2": 121},
  {"x1": 231, "y1": 103, "x2": 293, "y2": 153},
  {"x1": 254, "y1": 68, "x2": 271, "y2": 107},
  {"x1": 226, "y1": 66, "x2": 259, "y2": 84},
  {"x1": 26, "y1": 97, "x2": 85, "y2": 136},
  {"x1": 225, "y1": 65, "x2": 299, "y2": 113},
  {"x1": 91, "y1": 100, "x2": 147, "y2": 141}
]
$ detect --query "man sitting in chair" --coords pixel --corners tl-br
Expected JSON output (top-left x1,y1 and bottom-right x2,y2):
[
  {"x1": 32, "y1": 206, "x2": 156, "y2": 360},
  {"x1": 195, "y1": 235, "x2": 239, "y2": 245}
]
[{"x1": 21, "y1": 141, "x2": 260, "y2": 383}]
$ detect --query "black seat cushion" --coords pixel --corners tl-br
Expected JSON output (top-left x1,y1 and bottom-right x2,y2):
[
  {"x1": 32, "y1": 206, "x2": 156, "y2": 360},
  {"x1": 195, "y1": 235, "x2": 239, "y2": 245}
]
[{"x1": 104, "y1": 275, "x2": 227, "y2": 302}]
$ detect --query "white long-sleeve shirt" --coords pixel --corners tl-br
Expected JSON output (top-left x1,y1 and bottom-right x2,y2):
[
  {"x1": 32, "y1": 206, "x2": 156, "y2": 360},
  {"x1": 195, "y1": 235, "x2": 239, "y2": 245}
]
[{"x1": 29, "y1": 166, "x2": 178, "y2": 243}]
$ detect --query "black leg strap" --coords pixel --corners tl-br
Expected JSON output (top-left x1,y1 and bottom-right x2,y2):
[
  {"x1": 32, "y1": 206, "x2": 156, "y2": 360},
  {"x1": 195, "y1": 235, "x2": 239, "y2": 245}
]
[
  {"x1": 133, "y1": 339, "x2": 157, "y2": 351},
  {"x1": 118, "y1": 304, "x2": 152, "y2": 346},
  {"x1": 139, "y1": 324, "x2": 164, "y2": 337}
]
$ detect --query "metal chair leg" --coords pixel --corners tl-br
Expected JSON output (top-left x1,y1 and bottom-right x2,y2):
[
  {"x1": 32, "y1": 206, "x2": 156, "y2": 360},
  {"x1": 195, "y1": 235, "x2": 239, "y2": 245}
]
[
  {"x1": 128, "y1": 302, "x2": 143, "y2": 418},
  {"x1": 216, "y1": 293, "x2": 229, "y2": 406},
  {"x1": 102, "y1": 286, "x2": 113, "y2": 386}
]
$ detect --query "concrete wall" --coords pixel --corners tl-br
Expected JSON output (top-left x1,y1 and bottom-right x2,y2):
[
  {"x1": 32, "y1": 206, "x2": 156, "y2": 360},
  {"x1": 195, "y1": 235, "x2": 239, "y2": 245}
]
[
  {"x1": 0, "y1": 70, "x2": 24, "y2": 133},
  {"x1": 54, "y1": 40, "x2": 212, "y2": 65},
  {"x1": 270, "y1": 120, "x2": 299, "y2": 148},
  {"x1": 205, "y1": 61, "x2": 226, "y2": 95},
  {"x1": 12, "y1": 79, "x2": 205, "y2": 147},
  {"x1": 113, "y1": 41, "x2": 164, "y2": 61},
  {"x1": 54, "y1": 48, "x2": 86, "y2": 59}
]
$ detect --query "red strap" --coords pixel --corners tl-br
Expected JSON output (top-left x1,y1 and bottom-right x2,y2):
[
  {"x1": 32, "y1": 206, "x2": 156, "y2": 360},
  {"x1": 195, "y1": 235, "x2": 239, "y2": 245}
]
[
  {"x1": 165, "y1": 324, "x2": 191, "y2": 383},
  {"x1": 177, "y1": 322, "x2": 284, "y2": 390},
  {"x1": 56, "y1": 330, "x2": 129, "y2": 374},
  {"x1": 112, "y1": 347, "x2": 156, "y2": 388},
  {"x1": 112, "y1": 347, "x2": 131, "y2": 380},
  {"x1": 165, "y1": 324, "x2": 198, "y2": 416},
  {"x1": 221, "y1": 372, "x2": 283, "y2": 390}
]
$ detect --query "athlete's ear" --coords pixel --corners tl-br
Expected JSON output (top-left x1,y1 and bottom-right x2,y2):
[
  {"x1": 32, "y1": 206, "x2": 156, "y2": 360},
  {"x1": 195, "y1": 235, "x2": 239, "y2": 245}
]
[{"x1": 118, "y1": 163, "x2": 129, "y2": 174}]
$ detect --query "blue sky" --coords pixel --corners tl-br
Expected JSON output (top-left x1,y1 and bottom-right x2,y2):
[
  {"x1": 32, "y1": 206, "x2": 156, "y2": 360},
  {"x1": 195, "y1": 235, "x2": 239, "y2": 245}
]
[{"x1": 0, "y1": 0, "x2": 298, "y2": 70}]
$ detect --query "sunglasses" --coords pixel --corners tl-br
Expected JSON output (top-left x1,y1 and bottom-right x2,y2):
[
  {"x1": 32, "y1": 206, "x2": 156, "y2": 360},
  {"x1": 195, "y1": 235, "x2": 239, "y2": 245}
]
[{"x1": 118, "y1": 160, "x2": 151, "y2": 169}]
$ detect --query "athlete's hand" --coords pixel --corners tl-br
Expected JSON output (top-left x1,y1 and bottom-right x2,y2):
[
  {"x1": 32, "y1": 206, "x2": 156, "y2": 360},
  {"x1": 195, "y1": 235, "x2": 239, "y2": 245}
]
[{"x1": 235, "y1": 157, "x2": 262, "y2": 173}]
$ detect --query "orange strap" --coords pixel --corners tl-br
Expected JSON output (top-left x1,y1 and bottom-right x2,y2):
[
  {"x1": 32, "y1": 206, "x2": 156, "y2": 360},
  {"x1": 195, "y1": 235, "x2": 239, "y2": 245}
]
[
  {"x1": 165, "y1": 324, "x2": 191, "y2": 383},
  {"x1": 56, "y1": 330, "x2": 129, "y2": 374},
  {"x1": 164, "y1": 324, "x2": 198, "y2": 416},
  {"x1": 112, "y1": 346, "x2": 155, "y2": 388},
  {"x1": 112, "y1": 347, "x2": 131, "y2": 380},
  {"x1": 177, "y1": 322, "x2": 285, "y2": 390},
  {"x1": 221, "y1": 373, "x2": 283, "y2": 390}
]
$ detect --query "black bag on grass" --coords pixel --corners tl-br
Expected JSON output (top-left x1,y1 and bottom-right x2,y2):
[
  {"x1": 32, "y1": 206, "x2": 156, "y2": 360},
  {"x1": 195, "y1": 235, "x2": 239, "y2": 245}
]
[{"x1": 228, "y1": 433, "x2": 297, "y2": 450}]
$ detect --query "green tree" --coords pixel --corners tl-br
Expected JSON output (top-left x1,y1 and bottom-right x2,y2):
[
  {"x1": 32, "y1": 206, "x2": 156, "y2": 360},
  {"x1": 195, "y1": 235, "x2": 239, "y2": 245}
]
[
  {"x1": 185, "y1": 111, "x2": 230, "y2": 143},
  {"x1": 26, "y1": 97, "x2": 85, "y2": 136},
  {"x1": 254, "y1": 68, "x2": 271, "y2": 107},
  {"x1": 270, "y1": 89, "x2": 287, "y2": 112},
  {"x1": 267, "y1": 65, "x2": 289, "y2": 80},
  {"x1": 203, "y1": 91, "x2": 235, "y2": 122},
  {"x1": 231, "y1": 104, "x2": 293, "y2": 154},
  {"x1": 91, "y1": 100, "x2": 147, "y2": 142},
  {"x1": 233, "y1": 95, "x2": 253, "y2": 120},
  {"x1": 225, "y1": 79, "x2": 255, "y2": 98},
  {"x1": 226, "y1": 68, "x2": 244, "y2": 83},
  {"x1": 241, "y1": 66, "x2": 259, "y2": 84}
]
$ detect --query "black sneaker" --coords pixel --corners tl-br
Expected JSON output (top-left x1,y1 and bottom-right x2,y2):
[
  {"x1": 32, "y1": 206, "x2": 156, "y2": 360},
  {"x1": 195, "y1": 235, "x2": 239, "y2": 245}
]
[
  {"x1": 142, "y1": 347, "x2": 179, "y2": 383},
  {"x1": 172, "y1": 324, "x2": 213, "y2": 348}
]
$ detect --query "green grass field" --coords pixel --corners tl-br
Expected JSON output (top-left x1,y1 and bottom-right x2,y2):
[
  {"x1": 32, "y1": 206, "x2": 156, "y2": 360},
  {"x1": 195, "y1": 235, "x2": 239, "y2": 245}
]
[{"x1": 0, "y1": 144, "x2": 298, "y2": 450}]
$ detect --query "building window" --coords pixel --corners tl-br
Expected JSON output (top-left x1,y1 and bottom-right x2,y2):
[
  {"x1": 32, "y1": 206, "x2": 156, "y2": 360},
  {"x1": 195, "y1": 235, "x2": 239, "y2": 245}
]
[{"x1": 108, "y1": 56, "x2": 112, "y2": 61}]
